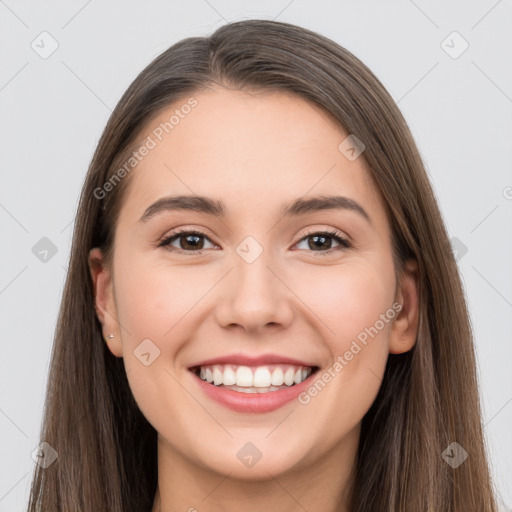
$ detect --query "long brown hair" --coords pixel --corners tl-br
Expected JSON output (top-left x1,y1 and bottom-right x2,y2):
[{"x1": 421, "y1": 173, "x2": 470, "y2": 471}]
[{"x1": 27, "y1": 19, "x2": 497, "y2": 511}]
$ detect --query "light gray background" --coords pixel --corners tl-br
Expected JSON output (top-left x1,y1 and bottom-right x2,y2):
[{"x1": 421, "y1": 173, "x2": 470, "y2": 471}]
[{"x1": 1, "y1": 1, "x2": 511, "y2": 510}]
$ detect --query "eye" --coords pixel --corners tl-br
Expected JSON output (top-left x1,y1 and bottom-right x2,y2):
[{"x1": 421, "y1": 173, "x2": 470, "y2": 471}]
[
  {"x1": 294, "y1": 229, "x2": 351, "y2": 256},
  {"x1": 158, "y1": 229, "x2": 217, "y2": 254},
  {"x1": 158, "y1": 228, "x2": 352, "y2": 256}
]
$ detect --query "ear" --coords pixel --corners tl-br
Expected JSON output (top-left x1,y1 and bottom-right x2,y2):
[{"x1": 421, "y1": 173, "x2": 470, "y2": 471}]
[
  {"x1": 88, "y1": 248, "x2": 122, "y2": 357},
  {"x1": 389, "y1": 259, "x2": 420, "y2": 354}
]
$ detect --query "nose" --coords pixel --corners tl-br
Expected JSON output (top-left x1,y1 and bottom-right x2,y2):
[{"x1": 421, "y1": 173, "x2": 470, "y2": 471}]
[{"x1": 214, "y1": 250, "x2": 294, "y2": 335}]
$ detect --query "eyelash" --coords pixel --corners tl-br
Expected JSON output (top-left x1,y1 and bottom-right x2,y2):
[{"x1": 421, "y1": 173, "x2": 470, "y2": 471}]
[{"x1": 157, "y1": 228, "x2": 352, "y2": 257}]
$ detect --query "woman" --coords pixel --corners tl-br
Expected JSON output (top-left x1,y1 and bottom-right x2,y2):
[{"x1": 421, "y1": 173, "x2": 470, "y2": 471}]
[{"x1": 27, "y1": 19, "x2": 497, "y2": 511}]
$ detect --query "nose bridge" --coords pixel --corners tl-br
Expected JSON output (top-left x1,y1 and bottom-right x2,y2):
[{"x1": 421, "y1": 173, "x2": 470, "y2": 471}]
[{"x1": 215, "y1": 238, "x2": 293, "y2": 332}]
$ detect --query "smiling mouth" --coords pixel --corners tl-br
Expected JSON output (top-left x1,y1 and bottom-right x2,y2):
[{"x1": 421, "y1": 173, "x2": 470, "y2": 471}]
[{"x1": 190, "y1": 363, "x2": 319, "y2": 393}]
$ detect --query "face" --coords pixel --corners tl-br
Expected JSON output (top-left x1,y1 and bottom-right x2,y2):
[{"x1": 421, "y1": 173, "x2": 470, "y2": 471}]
[{"x1": 90, "y1": 86, "x2": 418, "y2": 481}]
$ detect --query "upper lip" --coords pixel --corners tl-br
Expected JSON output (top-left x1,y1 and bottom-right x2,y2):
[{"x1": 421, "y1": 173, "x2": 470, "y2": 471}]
[{"x1": 188, "y1": 353, "x2": 317, "y2": 369}]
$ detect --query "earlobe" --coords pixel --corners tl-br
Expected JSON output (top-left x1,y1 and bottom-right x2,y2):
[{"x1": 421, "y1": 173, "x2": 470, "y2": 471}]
[
  {"x1": 88, "y1": 248, "x2": 122, "y2": 357},
  {"x1": 389, "y1": 259, "x2": 420, "y2": 354}
]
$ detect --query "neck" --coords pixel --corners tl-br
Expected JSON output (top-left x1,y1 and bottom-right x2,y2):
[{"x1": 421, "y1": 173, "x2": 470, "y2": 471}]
[{"x1": 152, "y1": 424, "x2": 359, "y2": 512}]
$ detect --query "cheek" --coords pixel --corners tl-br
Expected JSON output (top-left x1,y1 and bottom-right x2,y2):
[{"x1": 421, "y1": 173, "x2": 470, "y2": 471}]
[
  {"x1": 113, "y1": 254, "x2": 211, "y2": 346},
  {"x1": 292, "y1": 272, "x2": 393, "y2": 452},
  {"x1": 291, "y1": 258, "x2": 395, "y2": 405},
  {"x1": 111, "y1": 254, "x2": 204, "y2": 434},
  {"x1": 291, "y1": 257, "x2": 396, "y2": 348}
]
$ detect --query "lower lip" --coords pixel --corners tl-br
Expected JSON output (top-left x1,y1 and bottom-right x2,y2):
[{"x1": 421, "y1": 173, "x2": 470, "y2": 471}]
[{"x1": 191, "y1": 371, "x2": 316, "y2": 413}]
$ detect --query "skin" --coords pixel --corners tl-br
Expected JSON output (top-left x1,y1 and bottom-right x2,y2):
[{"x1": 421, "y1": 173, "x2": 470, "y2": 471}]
[{"x1": 89, "y1": 86, "x2": 419, "y2": 512}]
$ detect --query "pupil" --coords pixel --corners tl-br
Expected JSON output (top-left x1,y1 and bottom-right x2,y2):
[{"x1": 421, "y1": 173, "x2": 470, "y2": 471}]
[
  {"x1": 310, "y1": 235, "x2": 330, "y2": 250},
  {"x1": 183, "y1": 234, "x2": 202, "y2": 249}
]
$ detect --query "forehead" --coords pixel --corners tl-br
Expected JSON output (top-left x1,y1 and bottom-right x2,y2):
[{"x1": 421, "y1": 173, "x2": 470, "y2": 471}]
[{"x1": 119, "y1": 87, "x2": 386, "y2": 227}]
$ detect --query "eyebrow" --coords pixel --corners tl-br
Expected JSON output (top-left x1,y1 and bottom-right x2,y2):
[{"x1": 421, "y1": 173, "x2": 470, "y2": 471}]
[{"x1": 138, "y1": 194, "x2": 372, "y2": 225}]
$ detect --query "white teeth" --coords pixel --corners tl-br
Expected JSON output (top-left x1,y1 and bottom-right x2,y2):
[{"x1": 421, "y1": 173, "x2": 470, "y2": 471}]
[
  {"x1": 235, "y1": 366, "x2": 253, "y2": 387},
  {"x1": 225, "y1": 385, "x2": 284, "y2": 393},
  {"x1": 253, "y1": 366, "x2": 272, "y2": 387},
  {"x1": 271, "y1": 367, "x2": 284, "y2": 386},
  {"x1": 213, "y1": 366, "x2": 223, "y2": 385},
  {"x1": 284, "y1": 367, "x2": 295, "y2": 386},
  {"x1": 196, "y1": 363, "x2": 314, "y2": 389},
  {"x1": 223, "y1": 366, "x2": 236, "y2": 386}
]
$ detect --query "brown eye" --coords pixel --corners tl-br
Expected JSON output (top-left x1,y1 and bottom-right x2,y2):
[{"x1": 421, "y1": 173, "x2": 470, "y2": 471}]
[
  {"x1": 159, "y1": 230, "x2": 216, "y2": 254},
  {"x1": 295, "y1": 230, "x2": 351, "y2": 255}
]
